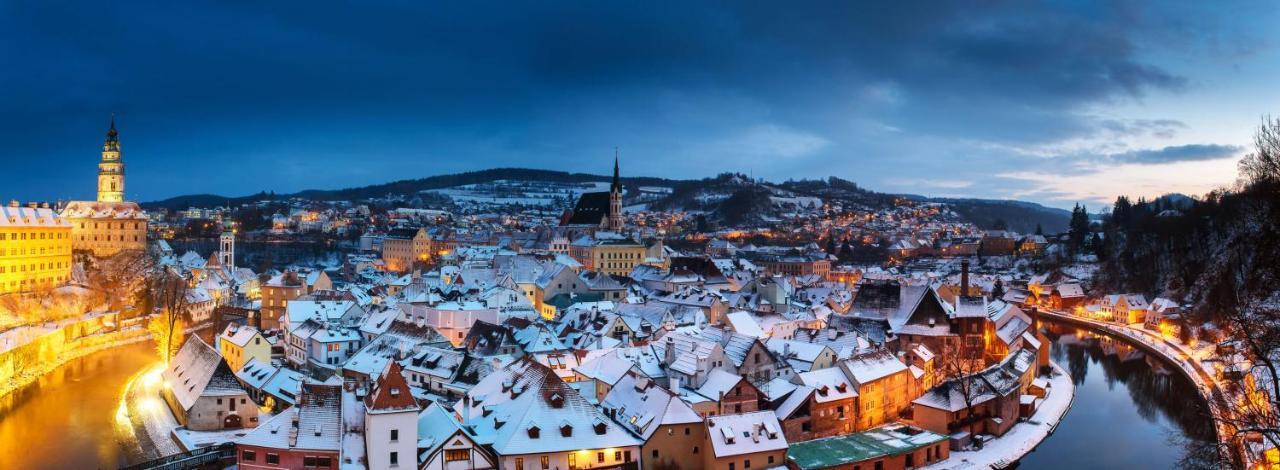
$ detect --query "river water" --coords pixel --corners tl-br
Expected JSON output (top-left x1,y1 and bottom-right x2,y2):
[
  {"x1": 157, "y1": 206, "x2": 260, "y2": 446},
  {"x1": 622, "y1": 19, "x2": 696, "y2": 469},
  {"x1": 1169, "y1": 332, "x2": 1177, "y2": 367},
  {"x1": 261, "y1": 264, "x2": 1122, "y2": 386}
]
[
  {"x1": 0, "y1": 341, "x2": 156, "y2": 470},
  {"x1": 1019, "y1": 322, "x2": 1218, "y2": 469}
]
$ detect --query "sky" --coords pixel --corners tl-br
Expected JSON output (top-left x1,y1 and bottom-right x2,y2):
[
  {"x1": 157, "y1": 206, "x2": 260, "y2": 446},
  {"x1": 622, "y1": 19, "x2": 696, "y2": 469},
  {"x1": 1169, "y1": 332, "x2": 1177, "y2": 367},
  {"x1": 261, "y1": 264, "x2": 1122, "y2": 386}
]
[{"x1": 2, "y1": 1, "x2": 1278, "y2": 209}]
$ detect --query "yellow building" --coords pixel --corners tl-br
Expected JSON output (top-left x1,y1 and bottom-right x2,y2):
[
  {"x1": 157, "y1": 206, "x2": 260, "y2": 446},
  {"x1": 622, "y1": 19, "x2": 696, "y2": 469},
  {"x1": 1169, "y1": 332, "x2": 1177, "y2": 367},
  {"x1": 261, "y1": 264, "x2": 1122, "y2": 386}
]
[
  {"x1": 218, "y1": 323, "x2": 271, "y2": 373},
  {"x1": 589, "y1": 239, "x2": 646, "y2": 276},
  {"x1": 0, "y1": 203, "x2": 73, "y2": 294},
  {"x1": 61, "y1": 119, "x2": 148, "y2": 257},
  {"x1": 381, "y1": 227, "x2": 431, "y2": 272}
]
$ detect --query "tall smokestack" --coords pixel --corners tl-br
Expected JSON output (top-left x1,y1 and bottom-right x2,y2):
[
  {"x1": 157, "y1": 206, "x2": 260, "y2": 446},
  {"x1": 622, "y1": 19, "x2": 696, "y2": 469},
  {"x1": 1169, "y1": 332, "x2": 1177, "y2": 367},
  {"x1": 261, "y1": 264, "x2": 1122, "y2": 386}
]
[{"x1": 961, "y1": 260, "x2": 970, "y2": 298}]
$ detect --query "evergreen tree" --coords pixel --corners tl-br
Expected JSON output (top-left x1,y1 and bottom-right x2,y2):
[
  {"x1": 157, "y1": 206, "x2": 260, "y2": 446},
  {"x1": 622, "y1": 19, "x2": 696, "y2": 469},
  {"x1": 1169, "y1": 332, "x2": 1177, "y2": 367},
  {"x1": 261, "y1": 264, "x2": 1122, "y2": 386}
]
[
  {"x1": 1068, "y1": 203, "x2": 1090, "y2": 254},
  {"x1": 1035, "y1": 223, "x2": 1043, "y2": 236},
  {"x1": 991, "y1": 278, "x2": 1005, "y2": 300}
]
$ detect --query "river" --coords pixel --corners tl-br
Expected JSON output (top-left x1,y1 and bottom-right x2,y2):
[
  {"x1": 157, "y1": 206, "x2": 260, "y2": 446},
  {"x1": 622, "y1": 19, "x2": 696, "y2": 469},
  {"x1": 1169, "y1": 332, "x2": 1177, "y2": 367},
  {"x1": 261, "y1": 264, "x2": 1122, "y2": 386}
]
[
  {"x1": 1019, "y1": 322, "x2": 1219, "y2": 469},
  {"x1": 0, "y1": 341, "x2": 156, "y2": 470}
]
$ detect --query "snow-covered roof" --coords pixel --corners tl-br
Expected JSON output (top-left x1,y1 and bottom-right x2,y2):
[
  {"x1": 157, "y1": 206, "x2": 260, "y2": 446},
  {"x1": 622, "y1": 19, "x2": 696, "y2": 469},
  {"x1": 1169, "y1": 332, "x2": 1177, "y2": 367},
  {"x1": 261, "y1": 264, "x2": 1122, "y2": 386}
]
[{"x1": 706, "y1": 411, "x2": 788, "y2": 458}]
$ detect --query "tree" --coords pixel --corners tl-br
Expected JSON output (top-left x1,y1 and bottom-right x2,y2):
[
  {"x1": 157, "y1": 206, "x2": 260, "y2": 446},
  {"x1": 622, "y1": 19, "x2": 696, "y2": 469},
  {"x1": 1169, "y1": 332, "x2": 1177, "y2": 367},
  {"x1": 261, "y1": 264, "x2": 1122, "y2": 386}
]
[
  {"x1": 1238, "y1": 115, "x2": 1280, "y2": 187},
  {"x1": 1068, "y1": 203, "x2": 1090, "y2": 254},
  {"x1": 148, "y1": 269, "x2": 189, "y2": 364},
  {"x1": 936, "y1": 341, "x2": 988, "y2": 441},
  {"x1": 1035, "y1": 223, "x2": 1043, "y2": 236},
  {"x1": 991, "y1": 278, "x2": 1005, "y2": 301},
  {"x1": 826, "y1": 235, "x2": 837, "y2": 255}
]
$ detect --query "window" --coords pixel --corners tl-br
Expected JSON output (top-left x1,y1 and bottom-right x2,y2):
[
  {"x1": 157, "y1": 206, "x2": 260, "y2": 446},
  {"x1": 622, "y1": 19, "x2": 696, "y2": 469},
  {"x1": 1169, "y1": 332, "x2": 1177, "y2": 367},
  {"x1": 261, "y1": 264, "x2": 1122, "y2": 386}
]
[
  {"x1": 744, "y1": 459, "x2": 751, "y2": 468},
  {"x1": 624, "y1": 450, "x2": 631, "y2": 462},
  {"x1": 445, "y1": 449, "x2": 470, "y2": 462},
  {"x1": 541, "y1": 455, "x2": 550, "y2": 469},
  {"x1": 729, "y1": 463, "x2": 735, "y2": 470},
  {"x1": 685, "y1": 426, "x2": 691, "y2": 435},
  {"x1": 317, "y1": 456, "x2": 332, "y2": 468},
  {"x1": 597, "y1": 452, "x2": 604, "y2": 463},
  {"x1": 241, "y1": 450, "x2": 256, "y2": 461},
  {"x1": 515, "y1": 457, "x2": 524, "y2": 470},
  {"x1": 768, "y1": 455, "x2": 775, "y2": 464},
  {"x1": 266, "y1": 453, "x2": 280, "y2": 465},
  {"x1": 652, "y1": 449, "x2": 659, "y2": 459},
  {"x1": 390, "y1": 451, "x2": 398, "y2": 466},
  {"x1": 304, "y1": 456, "x2": 317, "y2": 467},
  {"x1": 874, "y1": 461, "x2": 883, "y2": 470},
  {"x1": 568, "y1": 454, "x2": 576, "y2": 468},
  {"x1": 693, "y1": 446, "x2": 698, "y2": 454},
  {"x1": 614, "y1": 451, "x2": 621, "y2": 461},
  {"x1": 390, "y1": 429, "x2": 399, "y2": 442}
]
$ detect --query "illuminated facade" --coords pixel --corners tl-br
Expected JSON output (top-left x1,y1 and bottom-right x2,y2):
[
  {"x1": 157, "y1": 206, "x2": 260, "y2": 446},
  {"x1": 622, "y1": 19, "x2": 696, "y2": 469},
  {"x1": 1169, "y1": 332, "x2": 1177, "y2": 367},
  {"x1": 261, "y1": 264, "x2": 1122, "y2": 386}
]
[
  {"x1": 61, "y1": 119, "x2": 148, "y2": 257},
  {"x1": 381, "y1": 227, "x2": 431, "y2": 272},
  {"x1": 0, "y1": 203, "x2": 73, "y2": 293}
]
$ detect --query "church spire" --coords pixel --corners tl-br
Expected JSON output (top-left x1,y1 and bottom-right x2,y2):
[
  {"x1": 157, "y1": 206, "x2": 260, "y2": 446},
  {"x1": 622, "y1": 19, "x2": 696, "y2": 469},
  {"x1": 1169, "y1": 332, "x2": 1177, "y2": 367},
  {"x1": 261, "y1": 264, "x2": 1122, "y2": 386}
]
[
  {"x1": 97, "y1": 116, "x2": 125, "y2": 203},
  {"x1": 611, "y1": 148, "x2": 621, "y2": 194}
]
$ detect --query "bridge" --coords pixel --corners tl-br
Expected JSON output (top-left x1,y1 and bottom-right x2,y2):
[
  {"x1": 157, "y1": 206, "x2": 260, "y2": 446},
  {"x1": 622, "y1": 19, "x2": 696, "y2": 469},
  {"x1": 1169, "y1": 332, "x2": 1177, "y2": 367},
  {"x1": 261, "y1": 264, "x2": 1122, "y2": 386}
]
[{"x1": 119, "y1": 442, "x2": 235, "y2": 470}]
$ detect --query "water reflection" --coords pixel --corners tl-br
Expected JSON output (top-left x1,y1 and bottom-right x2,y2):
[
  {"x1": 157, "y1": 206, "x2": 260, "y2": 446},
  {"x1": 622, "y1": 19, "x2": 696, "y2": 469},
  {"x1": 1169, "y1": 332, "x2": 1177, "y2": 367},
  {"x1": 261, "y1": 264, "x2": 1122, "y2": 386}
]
[
  {"x1": 1018, "y1": 323, "x2": 1217, "y2": 469},
  {"x1": 0, "y1": 341, "x2": 155, "y2": 470}
]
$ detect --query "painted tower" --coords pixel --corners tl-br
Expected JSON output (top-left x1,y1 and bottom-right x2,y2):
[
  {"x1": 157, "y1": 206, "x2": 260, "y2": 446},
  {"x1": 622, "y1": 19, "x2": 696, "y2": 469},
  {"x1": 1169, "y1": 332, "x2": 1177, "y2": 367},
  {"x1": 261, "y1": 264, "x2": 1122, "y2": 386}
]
[
  {"x1": 608, "y1": 152, "x2": 623, "y2": 231},
  {"x1": 97, "y1": 117, "x2": 125, "y2": 203},
  {"x1": 219, "y1": 222, "x2": 235, "y2": 268}
]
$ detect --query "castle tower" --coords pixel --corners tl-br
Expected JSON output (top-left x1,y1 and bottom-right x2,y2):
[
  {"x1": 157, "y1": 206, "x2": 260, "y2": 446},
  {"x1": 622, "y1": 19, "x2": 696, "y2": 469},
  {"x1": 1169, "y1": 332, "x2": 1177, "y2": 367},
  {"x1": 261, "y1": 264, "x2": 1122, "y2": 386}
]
[
  {"x1": 97, "y1": 116, "x2": 125, "y2": 203},
  {"x1": 219, "y1": 222, "x2": 235, "y2": 268},
  {"x1": 608, "y1": 151, "x2": 623, "y2": 231}
]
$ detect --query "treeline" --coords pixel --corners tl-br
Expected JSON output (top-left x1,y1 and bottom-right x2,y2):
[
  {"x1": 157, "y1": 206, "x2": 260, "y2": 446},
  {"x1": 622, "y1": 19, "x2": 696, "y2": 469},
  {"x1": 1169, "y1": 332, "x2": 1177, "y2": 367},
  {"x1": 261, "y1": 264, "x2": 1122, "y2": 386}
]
[{"x1": 1098, "y1": 117, "x2": 1280, "y2": 323}]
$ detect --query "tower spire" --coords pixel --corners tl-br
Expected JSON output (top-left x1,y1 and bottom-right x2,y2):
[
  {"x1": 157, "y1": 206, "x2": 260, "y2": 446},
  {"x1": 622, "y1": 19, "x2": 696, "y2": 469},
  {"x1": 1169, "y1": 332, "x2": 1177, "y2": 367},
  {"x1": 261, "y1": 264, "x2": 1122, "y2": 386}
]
[{"x1": 611, "y1": 147, "x2": 621, "y2": 194}]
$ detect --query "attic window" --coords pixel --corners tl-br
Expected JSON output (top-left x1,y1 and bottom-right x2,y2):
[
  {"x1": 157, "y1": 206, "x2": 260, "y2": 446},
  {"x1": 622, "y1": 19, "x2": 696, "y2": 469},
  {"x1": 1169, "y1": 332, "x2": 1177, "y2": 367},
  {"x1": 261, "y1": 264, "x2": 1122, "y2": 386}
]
[
  {"x1": 389, "y1": 387, "x2": 400, "y2": 397},
  {"x1": 560, "y1": 424, "x2": 573, "y2": 437},
  {"x1": 593, "y1": 422, "x2": 607, "y2": 435},
  {"x1": 835, "y1": 383, "x2": 847, "y2": 393},
  {"x1": 527, "y1": 426, "x2": 540, "y2": 439},
  {"x1": 548, "y1": 393, "x2": 564, "y2": 408}
]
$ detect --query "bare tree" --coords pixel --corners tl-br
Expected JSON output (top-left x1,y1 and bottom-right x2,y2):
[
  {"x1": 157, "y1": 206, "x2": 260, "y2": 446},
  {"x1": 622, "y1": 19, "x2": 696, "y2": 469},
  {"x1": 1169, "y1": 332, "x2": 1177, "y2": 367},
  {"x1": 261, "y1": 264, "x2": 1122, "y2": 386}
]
[
  {"x1": 88, "y1": 250, "x2": 155, "y2": 314},
  {"x1": 937, "y1": 341, "x2": 988, "y2": 440},
  {"x1": 1238, "y1": 115, "x2": 1280, "y2": 187},
  {"x1": 148, "y1": 269, "x2": 188, "y2": 364}
]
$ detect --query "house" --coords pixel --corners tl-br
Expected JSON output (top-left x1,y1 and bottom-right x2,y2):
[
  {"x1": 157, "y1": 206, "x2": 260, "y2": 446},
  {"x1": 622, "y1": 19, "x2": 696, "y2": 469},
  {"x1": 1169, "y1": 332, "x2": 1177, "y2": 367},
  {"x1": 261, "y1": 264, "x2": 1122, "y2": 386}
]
[
  {"x1": 784, "y1": 424, "x2": 950, "y2": 470},
  {"x1": 417, "y1": 401, "x2": 498, "y2": 470},
  {"x1": 703, "y1": 411, "x2": 789, "y2": 470},
  {"x1": 236, "y1": 383, "x2": 342, "y2": 470},
  {"x1": 234, "y1": 358, "x2": 303, "y2": 412},
  {"x1": 364, "y1": 362, "x2": 421, "y2": 470},
  {"x1": 1047, "y1": 283, "x2": 1085, "y2": 311},
  {"x1": 456, "y1": 359, "x2": 642, "y2": 470},
  {"x1": 162, "y1": 336, "x2": 259, "y2": 430},
  {"x1": 793, "y1": 367, "x2": 857, "y2": 438},
  {"x1": 840, "y1": 350, "x2": 910, "y2": 431},
  {"x1": 219, "y1": 323, "x2": 271, "y2": 373},
  {"x1": 601, "y1": 371, "x2": 705, "y2": 470}
]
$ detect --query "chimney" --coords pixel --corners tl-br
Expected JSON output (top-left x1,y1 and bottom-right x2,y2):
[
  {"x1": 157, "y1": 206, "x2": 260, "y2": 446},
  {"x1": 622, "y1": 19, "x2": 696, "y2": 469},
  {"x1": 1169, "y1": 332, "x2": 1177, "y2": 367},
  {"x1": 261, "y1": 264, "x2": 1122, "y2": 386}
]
[{"x1": 961, "y1": 260, "x2": 970, "y2": 298}]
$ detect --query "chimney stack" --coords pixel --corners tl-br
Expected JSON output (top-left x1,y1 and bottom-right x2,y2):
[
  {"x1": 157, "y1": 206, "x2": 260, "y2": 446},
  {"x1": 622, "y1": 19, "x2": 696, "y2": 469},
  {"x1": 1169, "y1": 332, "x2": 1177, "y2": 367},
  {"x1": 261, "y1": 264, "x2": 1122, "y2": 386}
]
[{"x1": 961, "y1": 260, "x2": 970, "y2": 298}]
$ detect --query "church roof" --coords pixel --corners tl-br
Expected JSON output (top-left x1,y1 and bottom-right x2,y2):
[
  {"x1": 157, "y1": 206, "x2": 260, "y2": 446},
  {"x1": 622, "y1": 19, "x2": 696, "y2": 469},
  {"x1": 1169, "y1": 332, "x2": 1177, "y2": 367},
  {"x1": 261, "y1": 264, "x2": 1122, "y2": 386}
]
[{"x1": 564, "y1": 192, "x2": 610, "y2": 226}]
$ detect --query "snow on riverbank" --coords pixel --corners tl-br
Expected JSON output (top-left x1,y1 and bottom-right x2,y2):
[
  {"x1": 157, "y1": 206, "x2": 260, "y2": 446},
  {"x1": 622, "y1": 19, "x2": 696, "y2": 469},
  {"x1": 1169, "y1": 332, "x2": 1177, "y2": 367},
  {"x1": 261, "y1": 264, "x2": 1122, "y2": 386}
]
[{"x1": 923, "y1": 362, "x2": 1075, "y2": 469}]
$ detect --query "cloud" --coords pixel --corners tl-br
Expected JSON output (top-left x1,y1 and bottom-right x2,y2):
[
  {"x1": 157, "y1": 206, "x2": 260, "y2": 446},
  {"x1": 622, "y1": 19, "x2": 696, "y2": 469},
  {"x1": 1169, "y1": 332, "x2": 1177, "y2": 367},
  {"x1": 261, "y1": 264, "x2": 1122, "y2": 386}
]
[{"x1": 1109, "y1": 144, "x2": 1243, "y2": 164}]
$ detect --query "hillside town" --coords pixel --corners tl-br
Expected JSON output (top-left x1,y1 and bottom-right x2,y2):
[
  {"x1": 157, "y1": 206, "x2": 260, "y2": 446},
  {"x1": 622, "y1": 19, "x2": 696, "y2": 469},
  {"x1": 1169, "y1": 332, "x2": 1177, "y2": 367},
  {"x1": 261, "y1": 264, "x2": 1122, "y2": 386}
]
[{"x1": 2, "y1": 121, "x2": 1270, "y2": 470}]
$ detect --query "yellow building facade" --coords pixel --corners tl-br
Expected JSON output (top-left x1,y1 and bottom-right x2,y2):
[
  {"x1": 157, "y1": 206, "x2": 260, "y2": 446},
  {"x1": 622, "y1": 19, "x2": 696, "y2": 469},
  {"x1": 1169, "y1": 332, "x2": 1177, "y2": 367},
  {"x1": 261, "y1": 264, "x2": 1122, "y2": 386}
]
[
  {"x1": 381, "y1": 227, "x2": 431, "y2": 272},
  {"x1": 590, "y1": 240, "x2": 646, "y2": 276},
  {"x1": 0, "y1": 203, "x2": 73, "y2": 294}
]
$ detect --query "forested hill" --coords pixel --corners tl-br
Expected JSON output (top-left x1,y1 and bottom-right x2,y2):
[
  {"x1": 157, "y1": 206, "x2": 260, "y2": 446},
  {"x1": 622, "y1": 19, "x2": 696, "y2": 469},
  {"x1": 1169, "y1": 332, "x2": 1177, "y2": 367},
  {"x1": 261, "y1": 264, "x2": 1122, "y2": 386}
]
[{"x1": 143, "y1": 168, "x2": 1069, "y2": 232}]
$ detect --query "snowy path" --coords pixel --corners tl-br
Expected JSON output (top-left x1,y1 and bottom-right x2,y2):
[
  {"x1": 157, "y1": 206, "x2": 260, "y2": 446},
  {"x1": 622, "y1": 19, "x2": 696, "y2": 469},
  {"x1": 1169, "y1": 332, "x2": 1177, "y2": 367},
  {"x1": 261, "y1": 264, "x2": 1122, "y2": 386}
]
[{"x1": 921, "y1": 362, "x2": 1075, "y2": 469}]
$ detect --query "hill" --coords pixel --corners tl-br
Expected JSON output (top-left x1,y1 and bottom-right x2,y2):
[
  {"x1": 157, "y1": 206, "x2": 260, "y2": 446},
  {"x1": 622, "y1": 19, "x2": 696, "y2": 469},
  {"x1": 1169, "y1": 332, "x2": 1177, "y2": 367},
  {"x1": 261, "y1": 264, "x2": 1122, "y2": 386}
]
[{"x1": 143, "y1": 168, "x2": 1069, "y2": 231}]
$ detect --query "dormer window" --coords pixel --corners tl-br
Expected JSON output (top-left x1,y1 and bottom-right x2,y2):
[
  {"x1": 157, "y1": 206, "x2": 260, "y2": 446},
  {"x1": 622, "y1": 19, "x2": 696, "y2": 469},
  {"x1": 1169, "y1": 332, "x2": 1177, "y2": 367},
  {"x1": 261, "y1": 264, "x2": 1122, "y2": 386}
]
[
  {"x1": 560, "y1": 424, "x2": 573, "y2": 437},
  {"x1": 593, "y1": 421, "x2": 607, "y2": 435},
  {"x1": 527, "y1": 426, "x2": 540, "y2": 439},
  {"x1": 549, "y1": 392, "x2": 564, "y2": 408}
]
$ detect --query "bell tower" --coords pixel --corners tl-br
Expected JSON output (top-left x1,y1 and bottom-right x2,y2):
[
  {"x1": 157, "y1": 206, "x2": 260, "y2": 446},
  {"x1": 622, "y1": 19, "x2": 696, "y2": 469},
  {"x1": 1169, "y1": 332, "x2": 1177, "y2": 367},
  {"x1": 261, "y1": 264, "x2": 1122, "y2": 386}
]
[
  {"x1": 97, "y1": 116, "x2": 125, "y2": 203},
  {"x1": 219, "y1": 222, "x2": 236, "y2": 268},
  {"x1": 608, "y1": 150, "x2": 624, "y2": 231}
]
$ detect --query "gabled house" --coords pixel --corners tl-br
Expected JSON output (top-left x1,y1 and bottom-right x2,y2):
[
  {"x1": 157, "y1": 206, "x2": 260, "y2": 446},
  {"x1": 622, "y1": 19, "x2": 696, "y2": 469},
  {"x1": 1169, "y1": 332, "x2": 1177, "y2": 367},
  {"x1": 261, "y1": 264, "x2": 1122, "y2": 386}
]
[{"x1": 163, "y1": 336, "x2": 259, "y2": 431}]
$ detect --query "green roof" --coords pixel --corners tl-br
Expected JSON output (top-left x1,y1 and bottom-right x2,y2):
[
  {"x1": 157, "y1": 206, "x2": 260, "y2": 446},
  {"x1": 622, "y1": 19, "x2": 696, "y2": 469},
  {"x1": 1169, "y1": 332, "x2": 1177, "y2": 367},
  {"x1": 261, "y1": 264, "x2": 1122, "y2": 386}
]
[{"x1": 786, "y1": 425, "x2": 948, "y2": 470}]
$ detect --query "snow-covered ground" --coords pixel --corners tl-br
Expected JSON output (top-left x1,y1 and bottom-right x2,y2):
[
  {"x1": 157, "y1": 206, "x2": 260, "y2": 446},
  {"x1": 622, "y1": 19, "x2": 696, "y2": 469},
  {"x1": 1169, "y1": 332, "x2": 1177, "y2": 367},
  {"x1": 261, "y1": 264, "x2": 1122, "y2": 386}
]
[{"x1": 923, "y1": 362, "x2": 1075, "y2": 469}]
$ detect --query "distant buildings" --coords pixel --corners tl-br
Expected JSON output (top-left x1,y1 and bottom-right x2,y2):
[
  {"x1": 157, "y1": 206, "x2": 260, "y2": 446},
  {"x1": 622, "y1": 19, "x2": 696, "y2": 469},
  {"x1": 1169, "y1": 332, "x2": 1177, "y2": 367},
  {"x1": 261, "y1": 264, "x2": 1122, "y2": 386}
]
[{"x1": 381, "y1": 227, "x2": 432, "y2": 273}]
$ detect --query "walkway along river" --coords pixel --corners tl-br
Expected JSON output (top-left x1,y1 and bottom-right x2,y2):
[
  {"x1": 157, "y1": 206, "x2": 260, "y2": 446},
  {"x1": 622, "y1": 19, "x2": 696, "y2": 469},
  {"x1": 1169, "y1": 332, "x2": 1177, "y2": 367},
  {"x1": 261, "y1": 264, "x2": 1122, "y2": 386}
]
[
  {"x1": 0, "y1": 340, "x2": 156, "y2": 469},
  {"x1": 1018, "y1": 322, "x2": 1218, "y2": 469}
]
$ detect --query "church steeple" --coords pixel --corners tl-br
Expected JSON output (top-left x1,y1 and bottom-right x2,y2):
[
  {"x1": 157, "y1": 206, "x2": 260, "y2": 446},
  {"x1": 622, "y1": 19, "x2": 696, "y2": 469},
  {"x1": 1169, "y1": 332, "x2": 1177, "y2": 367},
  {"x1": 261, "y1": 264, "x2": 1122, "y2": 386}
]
[
  {"x1": 607, "y1": 149, "x2": 623, "y2": 231},
  {"x1": 97, "y1": 115, "x2": 125, "y2": 203}
]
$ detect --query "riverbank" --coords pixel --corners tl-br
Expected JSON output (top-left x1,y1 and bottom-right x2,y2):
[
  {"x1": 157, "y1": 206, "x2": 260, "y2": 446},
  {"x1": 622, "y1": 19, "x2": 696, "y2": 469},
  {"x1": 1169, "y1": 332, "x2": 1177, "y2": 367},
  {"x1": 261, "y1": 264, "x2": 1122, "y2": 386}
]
[
  {"x1": 922, "y1": 361, "x2": 1075, "y2": 469},
  {"x1": 1036, "y1": 309, "x2": 1245, "y2": 466},
  {"x1": 0, "y1": 325, "x2": 151, "y2": 398}
]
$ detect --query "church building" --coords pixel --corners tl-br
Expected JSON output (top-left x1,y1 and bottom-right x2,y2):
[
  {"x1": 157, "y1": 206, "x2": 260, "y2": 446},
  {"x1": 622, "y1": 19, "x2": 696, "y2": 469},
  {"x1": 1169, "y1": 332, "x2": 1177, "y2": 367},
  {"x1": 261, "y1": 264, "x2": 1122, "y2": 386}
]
[
  {"x1": 560, "y1": 155, "x2": 625, "y2": 232},
  {"x1": 60, "y1": 118, "x2": 148, "y2": 257}
]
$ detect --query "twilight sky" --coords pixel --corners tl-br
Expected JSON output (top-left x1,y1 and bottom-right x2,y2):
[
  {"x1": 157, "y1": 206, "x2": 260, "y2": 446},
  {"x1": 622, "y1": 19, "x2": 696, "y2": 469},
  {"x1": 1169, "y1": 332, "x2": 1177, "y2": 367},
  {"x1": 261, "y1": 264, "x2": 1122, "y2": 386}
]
[{"x1": 3, "y1": 1, "x2": 1278, "y2": 209}]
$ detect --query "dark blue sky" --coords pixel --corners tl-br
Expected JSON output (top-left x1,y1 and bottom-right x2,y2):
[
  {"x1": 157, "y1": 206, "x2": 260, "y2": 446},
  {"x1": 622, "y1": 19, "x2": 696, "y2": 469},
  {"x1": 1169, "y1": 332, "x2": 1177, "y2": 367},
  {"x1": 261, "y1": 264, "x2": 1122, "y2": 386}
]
[{"x1": 2, "y1": 1, "x2": 1276, "y2": 208}]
